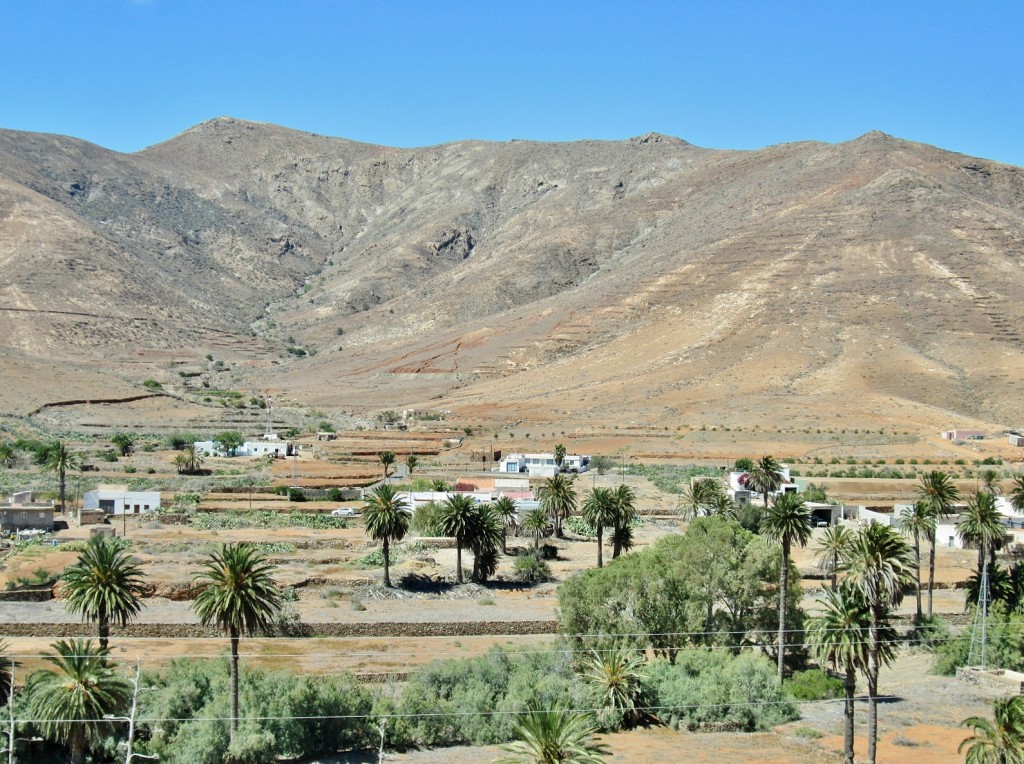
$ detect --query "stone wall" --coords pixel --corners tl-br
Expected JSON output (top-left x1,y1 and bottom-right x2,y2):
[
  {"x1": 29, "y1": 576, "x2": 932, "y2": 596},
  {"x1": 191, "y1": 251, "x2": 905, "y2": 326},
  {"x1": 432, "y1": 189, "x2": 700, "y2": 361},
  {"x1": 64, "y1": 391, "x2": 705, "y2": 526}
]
[{"x1": 0, "y1": 619, "x2": 558, "y2": 639}]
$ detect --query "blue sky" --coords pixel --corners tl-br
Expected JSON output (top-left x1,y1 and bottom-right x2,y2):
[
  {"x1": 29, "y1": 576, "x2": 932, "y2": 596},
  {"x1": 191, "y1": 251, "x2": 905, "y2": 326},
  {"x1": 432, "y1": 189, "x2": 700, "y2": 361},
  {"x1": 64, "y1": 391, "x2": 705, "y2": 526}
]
[{"x1": 2, "y1": 1, "x2": 1022, "y2": 165}]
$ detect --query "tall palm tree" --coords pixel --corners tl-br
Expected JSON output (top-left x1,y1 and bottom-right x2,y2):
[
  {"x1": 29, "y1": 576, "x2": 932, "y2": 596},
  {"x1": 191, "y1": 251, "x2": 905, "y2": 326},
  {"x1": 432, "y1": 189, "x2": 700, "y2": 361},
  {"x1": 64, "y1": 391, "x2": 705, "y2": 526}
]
[
  {"x1": 581, "y1": 487, "x2": 617, "y2": 568},
  {"x1": 959, "y1": 490, "x2": 1007, "y2": 575},
  {"x1": 362, "y1": 484, "x2": 410, "y2": 587},
  {"x1": 61, "y1": 534, "x2": 147, "y2": 651},
  {"x1": 761, "y1": 492, "x2": 812, "y2": 681},
  {"x1": 405, "y1": 454, "x2": 419, "y2": 475},
  {"x1": 192, "y1": 543, "x2": 282, "y2": 743},
  {"x1": 899, "y1": 501, "x2": 937, "y2": 622},
  {"x1": 495, "y1": 701, "x2": 610, "y2": 764},
  {"x1": 917, "y1": 470, "x2": 960, "y2": 617},
  {"x1": 815, "y1": 523, "x2": 854, "y2": 592},
  {"x1": 42, "y1": 438, "x2": 80, "y2": 513},
  {"x1": 747, "y1": 455, "x2": 784, "y2": 506},
  {"x1": 807, "y1": 583, "x2": 898, "y2": 764},
  {"x1": 467, "y1": 503, "x2": 504, "y2": 583},
  {"x1": 522, "y1": 507, "x2": 549, "y2": 550},
  {"x1": 537, "y1": 474, "x2": 577, "y2": 538},
  {"x1": 492, "y1": 496, "x2": 519, "y2": 554},
  {"x1": 610, "y1": 484, "x2": 637, "y2": 559},
  {"x1": 378, "y1": 450, "x2": 396, "y2": 480},
  {"x1": 437, "y1": 494, "x2": 477, "y2": 584},
  {"x1": 25, "y1": 639, "x2": 131, "y2": 764},
  {"x1": 842, "y1": 523, "x2": 915, "y2": 764},
  {"x1": 959, "y1": 695, "x2": 1024, "y2": 764}
]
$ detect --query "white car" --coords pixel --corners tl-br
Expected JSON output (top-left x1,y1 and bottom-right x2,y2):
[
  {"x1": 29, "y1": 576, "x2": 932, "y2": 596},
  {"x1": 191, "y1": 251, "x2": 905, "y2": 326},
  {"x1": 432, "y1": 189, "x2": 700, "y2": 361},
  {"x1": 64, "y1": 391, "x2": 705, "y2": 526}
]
[{"x1": 331, "y1": 508, "x2": 359, "y2": 517}]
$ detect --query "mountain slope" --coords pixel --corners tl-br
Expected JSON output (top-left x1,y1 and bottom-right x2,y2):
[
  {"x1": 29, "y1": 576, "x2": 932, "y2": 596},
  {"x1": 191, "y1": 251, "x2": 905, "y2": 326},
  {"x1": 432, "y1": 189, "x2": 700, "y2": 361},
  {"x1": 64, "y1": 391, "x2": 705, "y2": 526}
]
[{"x1": 1, "y1": 119, "x2": 1023, "y2": 429}]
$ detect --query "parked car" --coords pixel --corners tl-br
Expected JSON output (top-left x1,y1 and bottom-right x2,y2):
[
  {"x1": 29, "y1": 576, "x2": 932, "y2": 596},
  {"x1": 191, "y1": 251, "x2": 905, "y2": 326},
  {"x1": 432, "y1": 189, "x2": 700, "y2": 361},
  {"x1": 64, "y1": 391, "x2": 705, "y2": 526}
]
[{"x1": 331, "y1": 508, "x2": 359, "y2": 517}]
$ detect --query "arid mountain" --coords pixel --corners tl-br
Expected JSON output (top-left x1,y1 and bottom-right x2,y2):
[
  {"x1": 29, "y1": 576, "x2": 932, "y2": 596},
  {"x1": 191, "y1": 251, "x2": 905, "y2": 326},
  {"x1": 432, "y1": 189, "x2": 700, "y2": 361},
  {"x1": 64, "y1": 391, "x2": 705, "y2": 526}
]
[{"x1": 1, "y1": 118, "x2": 1023, "y2": 431}]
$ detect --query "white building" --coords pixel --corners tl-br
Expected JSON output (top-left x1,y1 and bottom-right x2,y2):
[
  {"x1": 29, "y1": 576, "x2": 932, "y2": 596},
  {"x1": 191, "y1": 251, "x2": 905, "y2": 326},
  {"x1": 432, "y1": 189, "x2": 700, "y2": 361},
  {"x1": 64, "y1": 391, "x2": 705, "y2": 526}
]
[
  {"x1": 83, "y1": 485, "x2": 160, "y2": 516},
  {"x1": 498, "y1": 452, "x2": 589, "y2": 478},
  {"x1": 727, "y1": 467, "x2": 798, "y2": 499},
  {"x1": 193, "y1": 440, "x2": 291, "y2": 458},
  {"x1": 401, "y1": 491, "x2": 492, "y2": 511}
]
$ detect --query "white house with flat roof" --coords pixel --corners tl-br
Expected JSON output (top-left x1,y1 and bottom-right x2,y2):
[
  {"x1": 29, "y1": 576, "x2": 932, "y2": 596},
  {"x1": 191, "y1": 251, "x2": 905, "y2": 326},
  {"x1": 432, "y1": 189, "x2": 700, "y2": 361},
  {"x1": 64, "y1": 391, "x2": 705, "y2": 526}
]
[
  {"x1": 83, "y1": 485, "x2": 160, "y2": 516},
  {"x1": 499, "y1": 452, "x2": 589, "y2": 478}
]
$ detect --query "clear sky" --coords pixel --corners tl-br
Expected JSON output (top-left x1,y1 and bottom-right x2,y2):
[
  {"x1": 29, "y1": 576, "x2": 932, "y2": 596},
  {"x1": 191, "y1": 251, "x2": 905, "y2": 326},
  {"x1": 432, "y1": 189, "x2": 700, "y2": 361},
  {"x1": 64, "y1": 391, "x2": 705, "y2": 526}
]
[{"x1": 2, "y1": 1, "x2": 1022, "y2": 166}]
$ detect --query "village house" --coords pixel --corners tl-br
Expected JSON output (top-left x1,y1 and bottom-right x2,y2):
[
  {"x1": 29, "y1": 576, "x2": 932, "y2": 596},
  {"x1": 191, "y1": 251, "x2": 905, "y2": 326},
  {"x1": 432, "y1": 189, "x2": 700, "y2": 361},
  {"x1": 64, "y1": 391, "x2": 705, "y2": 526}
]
[
  {"x1": 940, "y1": 429, "x2": 985, "y2": 440},
  {"x1": 83, "y1": 484, "x2": 161, "y2": 516},
  {"x1": 193, "y1": 439, "x2": 292, "y2": 458},
  {"x1": 498, "y1": 452, "x2": 590, "y2": 478},
  {"x1": 0, "y1": 491, "x2": 55, "y2": 533}
]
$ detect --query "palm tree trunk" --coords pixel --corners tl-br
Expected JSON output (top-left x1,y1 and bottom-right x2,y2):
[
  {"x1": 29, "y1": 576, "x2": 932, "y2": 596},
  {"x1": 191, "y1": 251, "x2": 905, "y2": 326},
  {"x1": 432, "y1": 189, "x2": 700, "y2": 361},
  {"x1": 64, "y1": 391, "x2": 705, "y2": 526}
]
[
  {"x1": 455, "y1": 536, "x2": 464, "y2": 583},
  {"x1": 59, "y1": 467, "x2": 67, "y2": 512},
  {"x1": 534, "y1": 528, "x2": 540, "y2": 550},
  {"x1": 382, "y1": 537, "x2": 391, "y2": 588},
  {"x1": 843, "y1": 663, "x2": 856, "y2": 764},
  {"x1": 596, "y1": 525, "x2": 604, "y2": 568},
  {"x1": 928, "y1": 532, "x2": 936, "y2": 618},
  {"x1": 230, "y1": 627, "x2": 240, "y2": 743},
  {"x1": 99, "y1": 611, "x2": 109, "y2": 652},
  {"x1": 501, "y1": 529, "x2": 507, "y2": 555},
  {"x1": 612, "y1": 521, "x2": 622, "y2": 559},
  {"x1": 70, "y1": 725, "x2": 86, "y2": 764},
  {"x1": 778, "y1": 540, "x2": 789, "y2": 682},
  {"x1": 914, "y1": 534, "x2": 922, "y2": 623},
  {"x1": 867, "y1": 615, "x2": 880, "y2": 764},
  {"x1": 831, "y1": 550, "x2": 838, "y2": 592}
]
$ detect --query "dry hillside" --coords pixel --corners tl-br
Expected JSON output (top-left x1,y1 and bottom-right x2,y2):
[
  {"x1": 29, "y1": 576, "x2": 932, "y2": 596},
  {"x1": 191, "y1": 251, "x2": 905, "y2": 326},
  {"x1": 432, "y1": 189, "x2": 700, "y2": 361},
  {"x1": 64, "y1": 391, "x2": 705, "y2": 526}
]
[{"x1": 1, "y1": 118, "x2": 1023, "y2": 432}]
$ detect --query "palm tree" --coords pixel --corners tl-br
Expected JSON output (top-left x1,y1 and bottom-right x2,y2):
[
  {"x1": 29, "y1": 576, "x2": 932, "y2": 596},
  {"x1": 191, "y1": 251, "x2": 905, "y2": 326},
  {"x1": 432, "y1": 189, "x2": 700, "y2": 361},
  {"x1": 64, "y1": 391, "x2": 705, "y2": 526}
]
[
  {"x1": 362, "y1": 484, "x2": 410, "y2": 587},
  {"x1": 378, "y1": 450, "x2": 396, "y2": 480},
  {"x1": 899, "y1": 501, "x2": 937, "y2": 622},
  {"x1": 467, "y1": 503, "x2": 504, "y2": 583},
  {"x1": 1010, "y1": 475, "x2": 1024, "y2": 515},
  {"x1": 708, "y1": 491, "x2": 738, "y2": 520},
  {"x1": 581, "y1": 487, "x2": 618, "y2": 568},
  {"x1": 405, "y1": 454, "x2": 418, "y2": 475},
  {"x1": 807, "y1": 583, "x2": 897, "y2": 764},
  {"x1": 172, "y1": 452, "x2": 189, "y2": 474},
  {"x1": 496, "y1": 701, "x2": 610, "y2": 764},
  {"x1": 583, "y1": 645, "x2": 647, "y2": 729},
  {"x1": 980, "y1": 469, "x2": 1003, "y2": 497},
  {"x1": 842, "y1": 523, "x2": 915, "y2": 764},
  {"x1": 815, "y1": 523, "x2": 854, "y2": 592},
  {"x1": 959, "y1": 695, "x2": 1024, "y2": 764},
  {"x1": 437, "y1": 494, "x2": 477, "y2": 583},
  {"x1": 492, "y1": 496, "x2": 519, "y2": 554},
  {"x1": 537, "y1": 474, "x2": 577, "y2": 538},
  {"x1": 181, "y1": 444, "x2": 204, "y2": 473},
  {"x1": 61, "y1": 534, "x2": 147, "y2": 651},
  {"x1": 192, "y1": 543, "x2": 282, "y2": 743},
  {"x1": 610, "y1": 484, "x2": 637, "y2": 559},
  {"x1": 554, "y1": 443, "x2": 567, "y2": 471},
  {"x1": 25, "y1": 639, "x2": 131, "y2": 764},
  {"x1": 761, "y1": 492, "x2": 812, "y2": 681},
  {"x1": 522, "y1": 507, "x2": 549, "y2": 550},
  {"x1": 42, "y1": 438, "x2": 80, "y2": 512},
  {"x1": 0, "y1": 638, "x2": 11, "y2": 708},
  {"x1": 678, "y1": 479, "x2": 725, "y2": 520},
  {"x1": 747, "y1": 455, "x2": 784, "y2": 506},
  {"x1": 959, "y1": 490, "x2": 1007, "y2": 575},
  {"x1": 917, "y1": 470, "x2": 960, "y2": 617}
]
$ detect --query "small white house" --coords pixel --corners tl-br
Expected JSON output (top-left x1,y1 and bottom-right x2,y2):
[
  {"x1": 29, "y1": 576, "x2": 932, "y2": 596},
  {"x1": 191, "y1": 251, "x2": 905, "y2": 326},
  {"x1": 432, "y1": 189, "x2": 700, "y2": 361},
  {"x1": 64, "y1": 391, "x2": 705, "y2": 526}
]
[
  {"x1": 241, "y1": 440, "x2": 289, "y2": 458},
  {"x1": 499, "y1": 452, "x2": 589, "y2": 478},
  {"x1": 401, "y1": 491, "x2": 493, "y2": 511},
  {"x1": 83, "y1": 485, "x2": 160, "y2": 516}
]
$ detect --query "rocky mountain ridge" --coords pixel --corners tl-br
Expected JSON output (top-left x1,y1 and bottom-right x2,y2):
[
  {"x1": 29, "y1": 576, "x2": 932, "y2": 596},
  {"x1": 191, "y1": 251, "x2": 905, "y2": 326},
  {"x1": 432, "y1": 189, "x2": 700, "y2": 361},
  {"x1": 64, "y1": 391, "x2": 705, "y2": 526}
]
[{"x1": 1, "y1": 118, "x2": 1023, "y2": 430}]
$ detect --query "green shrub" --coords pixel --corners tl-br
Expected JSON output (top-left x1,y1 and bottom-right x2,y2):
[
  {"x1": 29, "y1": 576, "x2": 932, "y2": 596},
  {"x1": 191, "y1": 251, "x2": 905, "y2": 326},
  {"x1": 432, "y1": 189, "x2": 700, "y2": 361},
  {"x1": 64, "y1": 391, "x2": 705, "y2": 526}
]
[
  {"x1": 540, "y1": 543, "x2": 558, "y2": 560},
  {"x1": 513, "y1": 550, "x2": 552, "y2": 583},
  {"x1": 410, "y1": 501, "x2": 444, "y2": 536},
  {"x1": 648, "y1": 652, "x2": 797, "y2": 731},
  {"x1": 287, "y1": 487, "x2": 307, "y2": 502},
  {"x1": 786, "y1": 668, "x2": 843, "y2": 700},
  {"x1": 143, "y1": 379, "x2": 162, "y2": 390},
  {"x1": 326, "y1": 487, "x2": 344, "y2": 501}
]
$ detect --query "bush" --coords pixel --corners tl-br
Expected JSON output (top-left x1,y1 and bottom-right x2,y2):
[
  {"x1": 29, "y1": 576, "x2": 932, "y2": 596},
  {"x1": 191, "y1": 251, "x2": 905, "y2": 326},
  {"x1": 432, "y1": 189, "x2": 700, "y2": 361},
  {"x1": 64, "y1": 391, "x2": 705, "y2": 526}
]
[
  {"x1": 410, "y1": 502, "x2": 444, "y2": 536},
  {"x1": 143, "y1": 379, "x2": 162, "y2": 390},
  {"x1": 287, "y1": 487, "x2": 307, "y2": 502},
  {"x1": 648, "y1": 652, "x2": 797, "y2": 731},
  {"x1": 786, "y1": 668, "x2": 843, "y2": 700},
  {"x1": 513, "y1": 550, "x2": 552, "y2": 583},
  {"x1": 326, "y1": 487, "x2": 344, "y2": 501},
  {"x1": 540, "y1": 543, "x2": 559, "y2": 560}
]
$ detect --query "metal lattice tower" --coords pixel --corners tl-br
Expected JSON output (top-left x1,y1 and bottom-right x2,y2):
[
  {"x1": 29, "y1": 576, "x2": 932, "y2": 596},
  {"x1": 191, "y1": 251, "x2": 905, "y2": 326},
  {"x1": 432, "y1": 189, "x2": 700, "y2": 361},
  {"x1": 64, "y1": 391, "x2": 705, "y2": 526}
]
[{"x1": 967, "y1": 556, "x2": 990, "y2": 668}]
